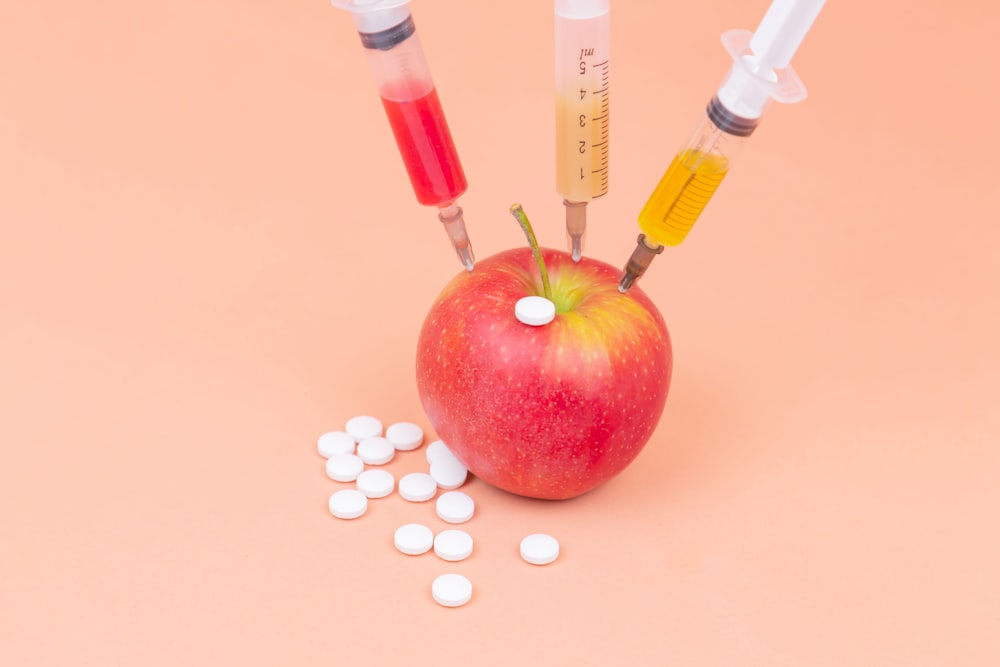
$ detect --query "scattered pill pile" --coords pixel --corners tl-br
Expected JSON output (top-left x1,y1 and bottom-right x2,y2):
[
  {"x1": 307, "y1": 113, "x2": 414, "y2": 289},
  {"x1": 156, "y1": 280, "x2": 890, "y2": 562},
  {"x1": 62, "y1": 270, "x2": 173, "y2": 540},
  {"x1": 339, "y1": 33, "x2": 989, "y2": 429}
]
[{"x1": 318, "y1": 415, "x2": 560, "y2": 608}]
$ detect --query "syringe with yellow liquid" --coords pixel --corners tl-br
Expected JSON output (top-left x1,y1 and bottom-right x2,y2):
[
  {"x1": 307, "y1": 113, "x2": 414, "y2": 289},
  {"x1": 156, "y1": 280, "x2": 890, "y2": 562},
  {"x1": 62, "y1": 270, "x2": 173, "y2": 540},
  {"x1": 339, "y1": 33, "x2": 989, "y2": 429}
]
[{"x1": 618, "y1": 0, "x2": 826, "y2": 291}]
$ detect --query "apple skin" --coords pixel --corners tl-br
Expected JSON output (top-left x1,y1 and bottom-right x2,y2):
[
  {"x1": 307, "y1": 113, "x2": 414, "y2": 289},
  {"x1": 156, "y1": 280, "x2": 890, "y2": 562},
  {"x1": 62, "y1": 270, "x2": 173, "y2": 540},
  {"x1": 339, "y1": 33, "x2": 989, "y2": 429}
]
[{"x1": 416, "y1": 246, "x2": 672, "y2": 500}]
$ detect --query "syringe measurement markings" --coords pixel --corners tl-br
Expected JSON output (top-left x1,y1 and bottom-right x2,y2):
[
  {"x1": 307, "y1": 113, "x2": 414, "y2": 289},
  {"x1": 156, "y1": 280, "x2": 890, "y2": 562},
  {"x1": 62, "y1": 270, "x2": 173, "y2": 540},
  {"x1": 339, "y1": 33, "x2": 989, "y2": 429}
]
[
  {"x1": 654, "y1": 168, "x2": 724, "y2": 237},
  {"x1": 559, "y1": 34, "x2": 608, "y2": 201}
]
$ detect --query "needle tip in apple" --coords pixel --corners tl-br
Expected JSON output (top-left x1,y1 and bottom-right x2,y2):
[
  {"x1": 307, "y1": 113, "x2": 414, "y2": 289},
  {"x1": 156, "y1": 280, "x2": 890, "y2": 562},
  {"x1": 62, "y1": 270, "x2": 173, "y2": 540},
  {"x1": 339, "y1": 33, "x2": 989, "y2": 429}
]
[
  {"x1": 618, "y1": 234, "x2": 664, "y2": 292},
  {"x1": 570, "y1": 235, "x2": 583, "y2": 263},
  {"x1": 439, "y1": 205, "x2": 475, "y2": 271}
]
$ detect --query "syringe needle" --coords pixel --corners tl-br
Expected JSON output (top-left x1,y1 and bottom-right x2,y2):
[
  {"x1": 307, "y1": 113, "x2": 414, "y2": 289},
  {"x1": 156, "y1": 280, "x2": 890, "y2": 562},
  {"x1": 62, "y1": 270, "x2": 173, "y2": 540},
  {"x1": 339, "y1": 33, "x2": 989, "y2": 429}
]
[
  {"x1": 618, "y1": 235, "x2": 663, "y2": 292},
  {"x1": 563, "y1": 200, "x2": 587, "y2": 262},
  {"x1": 439, "y1": 205, "x2": 475, "y2": 271}
]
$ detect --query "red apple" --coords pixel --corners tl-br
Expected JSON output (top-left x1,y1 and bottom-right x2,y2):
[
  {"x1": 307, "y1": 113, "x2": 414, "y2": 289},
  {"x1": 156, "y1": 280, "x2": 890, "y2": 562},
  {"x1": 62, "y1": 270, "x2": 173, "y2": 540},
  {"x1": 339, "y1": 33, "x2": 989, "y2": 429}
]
[{"x1": 416, "y1": 241, "x2": 672, "y2": 500}]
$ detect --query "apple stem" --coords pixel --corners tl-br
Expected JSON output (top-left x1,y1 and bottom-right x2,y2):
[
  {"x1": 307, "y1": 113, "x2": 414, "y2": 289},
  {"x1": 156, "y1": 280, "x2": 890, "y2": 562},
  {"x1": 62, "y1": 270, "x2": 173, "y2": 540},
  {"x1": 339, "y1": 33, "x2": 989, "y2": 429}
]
[{"x1": 510, "y1": 203, "x2": 552, "y2": 302}]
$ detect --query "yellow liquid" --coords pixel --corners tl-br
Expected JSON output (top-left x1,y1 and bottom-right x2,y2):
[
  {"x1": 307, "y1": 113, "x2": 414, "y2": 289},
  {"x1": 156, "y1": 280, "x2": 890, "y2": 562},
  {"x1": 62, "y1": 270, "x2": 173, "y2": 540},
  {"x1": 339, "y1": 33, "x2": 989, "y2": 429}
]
[{"x1": 638, "y1": 149, "x2": 729, "y2": 246}]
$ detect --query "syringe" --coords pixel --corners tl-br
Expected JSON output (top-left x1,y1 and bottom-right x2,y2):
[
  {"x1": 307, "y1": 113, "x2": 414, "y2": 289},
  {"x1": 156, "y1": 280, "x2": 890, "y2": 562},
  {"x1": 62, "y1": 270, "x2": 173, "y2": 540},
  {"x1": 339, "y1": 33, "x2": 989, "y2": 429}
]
[
  {"x1": 332, "y1": 0, "x2": 475, "y2": 271},
  {"x1": 555, "y1": 0, "x2": 610, "y2": 262},
  {"x1": 618, "y1": 0, "x2": 825, "y2": 291}
]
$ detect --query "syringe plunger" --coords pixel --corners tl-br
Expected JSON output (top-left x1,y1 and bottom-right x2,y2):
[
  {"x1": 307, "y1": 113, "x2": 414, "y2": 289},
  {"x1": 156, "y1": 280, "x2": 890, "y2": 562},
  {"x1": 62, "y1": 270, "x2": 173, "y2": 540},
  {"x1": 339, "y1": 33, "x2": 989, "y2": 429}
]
[{"x1": 716, "y1": 0, "x2": 825, "y2": 119}]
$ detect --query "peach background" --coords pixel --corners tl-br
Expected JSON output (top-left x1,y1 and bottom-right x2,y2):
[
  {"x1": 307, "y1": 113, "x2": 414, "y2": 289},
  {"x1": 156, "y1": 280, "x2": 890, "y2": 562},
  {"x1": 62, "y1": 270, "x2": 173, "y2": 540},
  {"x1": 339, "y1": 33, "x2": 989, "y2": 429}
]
[{"x1": 2, "y1": 0, "x2": 998, "y2": 664}]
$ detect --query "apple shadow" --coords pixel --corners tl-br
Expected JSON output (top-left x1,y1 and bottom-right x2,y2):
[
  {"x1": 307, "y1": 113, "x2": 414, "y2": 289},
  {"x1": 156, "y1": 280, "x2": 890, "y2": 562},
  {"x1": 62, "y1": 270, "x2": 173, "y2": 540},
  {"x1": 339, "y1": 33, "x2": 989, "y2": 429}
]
[{"x1": 606, "y1": 370, "x2": 759, "y2": 503}]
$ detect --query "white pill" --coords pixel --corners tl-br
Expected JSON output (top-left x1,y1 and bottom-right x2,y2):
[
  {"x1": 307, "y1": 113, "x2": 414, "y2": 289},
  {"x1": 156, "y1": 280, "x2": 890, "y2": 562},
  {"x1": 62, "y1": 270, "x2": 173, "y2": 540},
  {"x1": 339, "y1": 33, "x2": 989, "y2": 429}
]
[
  {"x1": 386, "y1": 421, "x2": 424, "y2": 451},
  {"x1": 345, "y1": 415, "x2": 383, "y2": 442},
  {"x1": 430, "y1": 454, "x2": 468, "y2": 490},
  {"x1": 317, "y1": 431, "x2": 355, "y2": 458},
  {"x1": 329, "y1": 489, "x2": 367, "y2": 519},
  {"x1": 520, "y1": 533, "x2": 560, "y2": 565},
  {"x1": 434, "y1": 529, "x2": 473, "y2": 562},
  {"x1": 436, "y1": 491, "x2": 475, "y2": 524},
  {"x1": 356, "y1": 436, "x2": 395, "y2": 465},
  {"x1": 356, "y1": 469, "x2": 395, "y2": 498},
  {"x1": 425, "y1": 439, "x2": 452, "y2": 464},
  {"x1": 326, "y1": 453, "x2": 364, "y2": 482},
  {"x1": 515, "y1": 295, "x2": 556, "y2": 326},
  {"x1": 432, "y1": 573, "x2": 472, "y2": 608},
  {"x1": 398, "y1": 472, "x2": 438, "y2": 502},
  {"x1": 394, "y1": 523, "x2": 434, "y2": 555}
]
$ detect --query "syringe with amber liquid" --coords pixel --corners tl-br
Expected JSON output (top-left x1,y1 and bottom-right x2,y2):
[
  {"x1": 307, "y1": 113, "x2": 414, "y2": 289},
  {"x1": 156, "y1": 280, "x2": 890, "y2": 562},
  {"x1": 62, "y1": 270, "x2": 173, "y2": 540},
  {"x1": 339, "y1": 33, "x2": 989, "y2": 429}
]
[{"x1": 555, "y1": 0, "x2": 610, "y2": 262}]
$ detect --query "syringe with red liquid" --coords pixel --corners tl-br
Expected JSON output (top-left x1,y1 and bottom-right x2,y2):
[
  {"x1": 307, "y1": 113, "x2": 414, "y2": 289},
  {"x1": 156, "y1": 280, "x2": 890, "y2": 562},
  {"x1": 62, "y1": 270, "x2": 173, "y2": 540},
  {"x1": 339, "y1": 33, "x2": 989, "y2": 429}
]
[{"x1": 333, "y1": 0, "x2": 475, "y2": 270}]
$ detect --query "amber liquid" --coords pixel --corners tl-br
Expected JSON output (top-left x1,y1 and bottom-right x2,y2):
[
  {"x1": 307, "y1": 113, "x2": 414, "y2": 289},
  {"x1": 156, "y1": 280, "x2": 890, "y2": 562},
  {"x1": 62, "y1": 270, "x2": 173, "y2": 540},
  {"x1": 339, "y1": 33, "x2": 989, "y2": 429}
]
[
  {"x1": 555, "y1": 86, "x2": 609, "y2": 202},
  {"x1": 638, "y1": 149, "x2": 729, "y2": 246}
]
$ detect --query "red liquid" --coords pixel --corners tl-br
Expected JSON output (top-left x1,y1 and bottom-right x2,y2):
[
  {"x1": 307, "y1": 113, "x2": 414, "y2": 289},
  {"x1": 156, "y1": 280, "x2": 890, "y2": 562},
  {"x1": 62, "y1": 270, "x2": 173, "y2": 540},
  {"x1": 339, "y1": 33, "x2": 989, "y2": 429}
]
[{"x1": 380, "y1": 88, "x2": 467, "y2": 207}]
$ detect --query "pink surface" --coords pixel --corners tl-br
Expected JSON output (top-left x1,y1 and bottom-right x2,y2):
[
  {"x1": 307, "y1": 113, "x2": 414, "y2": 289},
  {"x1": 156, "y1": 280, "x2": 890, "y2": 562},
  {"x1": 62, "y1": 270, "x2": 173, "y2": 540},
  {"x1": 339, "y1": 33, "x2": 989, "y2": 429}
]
[{"x1": 2, "y1": 1, "x2": 998, "y2": 664}]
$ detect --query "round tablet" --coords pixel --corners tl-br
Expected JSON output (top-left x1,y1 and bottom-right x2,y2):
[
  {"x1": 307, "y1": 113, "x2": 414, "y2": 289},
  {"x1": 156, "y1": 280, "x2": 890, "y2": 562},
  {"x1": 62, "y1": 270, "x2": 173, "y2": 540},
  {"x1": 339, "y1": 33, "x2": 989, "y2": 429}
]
[
  {"x1": 398, "y1": 472, "x2": 438, "y2": 502},
  {"x1": 432, "y1": 573, "x2": 472, "y2": 608},
  {"x1": 329, "y1": 489, "x2": 367, "y2": 519},
  {"x1": 515, "y1": 295, "x2": 556, "y2": 326},
  {"x1": 436, "y1": 491, "x2": 475, "y2": 524},
  {"x1": 434, "y1": 529, "x2": 473, "y2": 562},
  {"x1": 386, "y1": 421, "x2": 424, "y2": 451},
  {"x1": 394, "y1": 523, "x2": 434, "y2": 555},
  {"x1": 425, "y1": 439, "x2": 452, "y2": 464},
  {"x1": 356, "y1": 469, "x2": 395, "y2": 498},
  {"x1": 345, "y1": 415, "x2": 383, "y2": 442},
  {"x1": 520, "y1": 533, "x2": 560, "y2": 565},
  {"x1": 356, "y1": 436, "x2": 395, "y2": 465},
  {"x1": 317, "y1": 431, "x2": 355, "y2": 458},
  {"x1": 325, "y1": 453, "x2": 364, "y2": 482},
  {"x1": 430, "y1": 455, "x2": 468, "y2": 490}
]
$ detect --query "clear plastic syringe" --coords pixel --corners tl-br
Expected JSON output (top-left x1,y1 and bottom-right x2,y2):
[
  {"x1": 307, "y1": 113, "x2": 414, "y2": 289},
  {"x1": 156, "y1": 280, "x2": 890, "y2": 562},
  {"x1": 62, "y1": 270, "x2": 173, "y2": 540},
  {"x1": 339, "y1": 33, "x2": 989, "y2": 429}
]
[
  {"x1": 618, "y1": 0, "x2": 825, "y2": 291},
  {"x1": 555, "y1": 0, "x2": 610, "y2": 262},
  {"x1": 332, "y1": 0, "x2": 475, "y2": 271}
]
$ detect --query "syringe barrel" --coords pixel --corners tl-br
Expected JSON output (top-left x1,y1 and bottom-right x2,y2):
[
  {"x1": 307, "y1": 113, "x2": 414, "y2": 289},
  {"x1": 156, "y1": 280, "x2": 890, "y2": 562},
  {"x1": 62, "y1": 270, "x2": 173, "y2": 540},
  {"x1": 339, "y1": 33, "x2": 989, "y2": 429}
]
[
  {"x1": 358, "y1": 13, "x2": 431, "y2": 100},
  {"x1": 637, "y1": 101, "x2": 752, "y2": 248},
  {"x1": 345, "y1": 7, "x2": 467, "y2": 208},
  {"x1": 555, "y1": 0, "x2": 610, "y2": 203}
]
